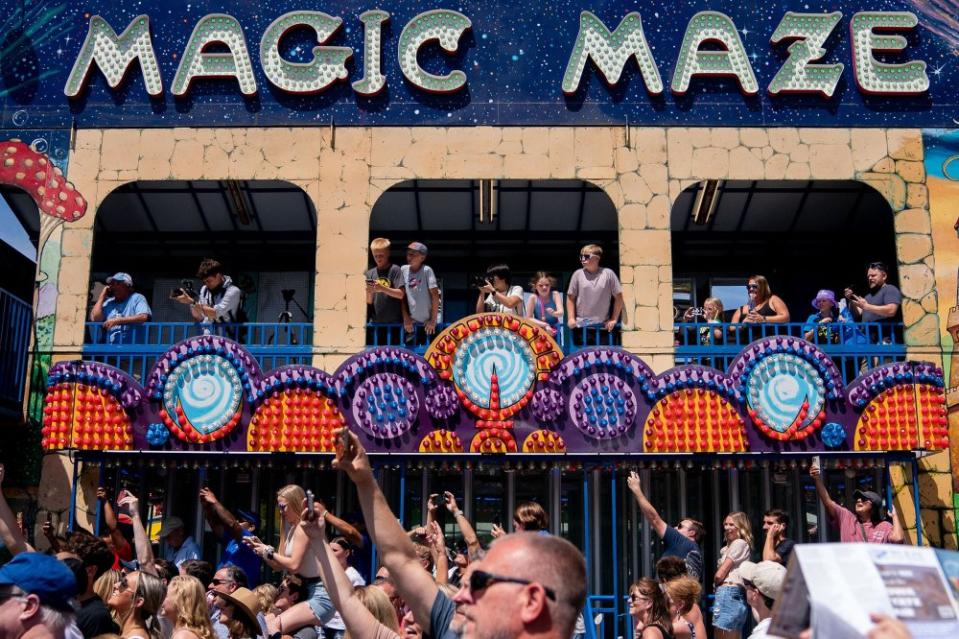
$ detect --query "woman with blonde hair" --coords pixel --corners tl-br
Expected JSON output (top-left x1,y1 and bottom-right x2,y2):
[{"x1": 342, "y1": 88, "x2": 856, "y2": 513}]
[
  {"x1": 663, "y1": 577, "x2": 705, "y2": 639},
  {"x1": 490, "y1": 501, "x2": 548, "y2": 538},
  {"x1": 246, "y1": 485, "x2": 335, "y2": 638},
  {"x1": 107, "y1": 570, "x2": 166, "y2": 639},
  {"x1": 711, "y1": 512, "x2": 754, "y2": 639},
  {"x1": 159, "y1": 575, "x2": 216, "y2": 639},
  {"x1": 525, "y1": 272, "x2": 564, "y2": 335},
  {"x1": 95, "y1": 569, "x2": 123, "y2": 610}
]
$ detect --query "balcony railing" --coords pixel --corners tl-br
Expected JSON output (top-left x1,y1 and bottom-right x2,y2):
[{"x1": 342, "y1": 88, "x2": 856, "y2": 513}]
[
  {"x1": 675, "y1": 321, "x2": 906, "y2": 384},
  {"x1": 83, "y1": 322, "x2": 313, "y2": 381},
  {"x1": 365, "y1": 322, "x2": 621, "y2": 352},
  {"x1": 0, "y1": 288, "x2": 32, "y2": 406}
]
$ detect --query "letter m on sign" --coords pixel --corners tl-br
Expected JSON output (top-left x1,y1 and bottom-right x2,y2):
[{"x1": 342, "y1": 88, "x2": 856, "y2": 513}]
[
  {"x1": 562, "y1": 11, "x2": 663, "y2": 95},
  {"x1": 65, "y1": 15, "x2": 163, "y2": 97}
]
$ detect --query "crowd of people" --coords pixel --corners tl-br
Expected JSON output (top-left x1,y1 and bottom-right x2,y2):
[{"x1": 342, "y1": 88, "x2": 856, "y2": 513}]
[
  {"x1": 91, "y1": 244, "x2": 900, "y2": 355},
  {"x1": 679, "y1": 263, "x2": 902, "y2": 348},
  {"x1": 0, "y1": 441, "x2": 916, "y2": 639}
]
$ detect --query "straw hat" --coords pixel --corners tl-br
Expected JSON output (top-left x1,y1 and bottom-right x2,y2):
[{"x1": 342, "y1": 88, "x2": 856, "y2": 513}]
[{"x1": 217, "y1": 587, "x2": 261, "y2": 636}]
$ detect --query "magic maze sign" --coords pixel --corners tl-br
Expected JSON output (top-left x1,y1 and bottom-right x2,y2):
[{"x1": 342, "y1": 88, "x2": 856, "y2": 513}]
[{"x1": 3, "y1": 0, "x2": 959, "y2": 128}]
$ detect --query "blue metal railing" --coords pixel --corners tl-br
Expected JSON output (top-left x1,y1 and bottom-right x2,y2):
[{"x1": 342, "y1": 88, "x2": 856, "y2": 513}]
[
  {"x1": 0, "y1": 288, "x2": 32, "y2": 405},
  {"x1": 675, "y1": 321, "x2": 906, "y2": 384},
  {"x1": 364, "y1": 322, "x2": 620, "y2": 352},
  {"x1": 83, "y1": 321, "x2": 313, "y2": 380}
]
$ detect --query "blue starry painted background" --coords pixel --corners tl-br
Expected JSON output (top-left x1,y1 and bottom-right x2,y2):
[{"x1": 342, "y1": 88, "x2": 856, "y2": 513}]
[{"x1": 0, "y1": 0, "x2": 958, "y2": 129}]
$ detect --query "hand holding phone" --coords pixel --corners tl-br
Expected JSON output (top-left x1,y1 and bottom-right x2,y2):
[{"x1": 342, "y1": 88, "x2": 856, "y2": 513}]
[{"x1": 306, "y1": 490, "x2": 315, "y2": 521}]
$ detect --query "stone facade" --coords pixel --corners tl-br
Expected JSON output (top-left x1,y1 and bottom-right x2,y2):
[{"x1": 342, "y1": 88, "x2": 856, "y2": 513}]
[{"x1": 43, "y1": 125, "x2": 953, "y2": 545}]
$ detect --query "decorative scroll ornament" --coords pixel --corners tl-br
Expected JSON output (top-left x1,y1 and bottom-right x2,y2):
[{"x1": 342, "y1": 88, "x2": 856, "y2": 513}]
[
  {"x1": 65, "y1": 15, "x2": 163, "y2": 97},
  {"x1": 260, "y1": 11, "x2": 352, "y2": 94},
  {"x1": 172, "y1": 14, "x2": 257, "y2": 96},
  {"x1": 353, "y1": 10, "x2": 390, "y2": 96},
  {"x1": 850, "y1": 12, "x2": 929, "y2": 95},
  {"x1": 671, "y1": 11, "x2": 758, "y2": 96},
  {"x1": 397, "y1": 9, "x2": 471, "y2": 93},
  {"x1": 768, "y1": 12, "x2": 844, "y2": 97},
  {"x1": 562, "y1": 11, "x2": 663, "y2": 95}
]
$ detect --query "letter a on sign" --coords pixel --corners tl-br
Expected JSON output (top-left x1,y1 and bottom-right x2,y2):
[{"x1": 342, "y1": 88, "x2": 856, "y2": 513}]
[{"x1": 671, "y1": 11, "x2": 758, "y2": 95}]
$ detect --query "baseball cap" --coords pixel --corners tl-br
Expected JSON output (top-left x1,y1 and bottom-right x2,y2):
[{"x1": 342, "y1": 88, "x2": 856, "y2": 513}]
[
  {"x1": 106, "y1": 272, "x2": 133, "y2": 286},
  {"x1": 157, "y1": 516, "x2": 185, "y2": 538},
  {"x1": 0, "y1": 553, "x2": 78, "y2": 611},
  {"x1": 739, "y1": 560, "x2": 786, "y2": 601},
  {"x1": 407, "y1": 242, "x2": 428, "y2": 255},
  {"x1": 236, "y1": 509, "x2": 260, "y2": 529},
  {"x1": 854, "y1": 489, "x2": 883, "y2": 511}
]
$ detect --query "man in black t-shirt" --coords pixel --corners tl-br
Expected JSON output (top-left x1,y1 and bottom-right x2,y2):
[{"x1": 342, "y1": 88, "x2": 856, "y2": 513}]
[
  {"x1": 626, "y1": 471, "x2": 705, "y2": 580},
  {"x1": 366, "y1": 238, "x2": 407, "y2": 344},
  {"x1": 761, "y1": 509, "x2": 795, "y2": 567}
]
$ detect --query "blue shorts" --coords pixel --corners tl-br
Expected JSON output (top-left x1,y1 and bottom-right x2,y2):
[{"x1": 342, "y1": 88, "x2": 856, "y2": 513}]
[
  {"x1": 712, "y1": 585, "x2": 748, "y2": 632},
  {"x1": 306, "y1": 580, "x2": 335, "y2": 624}
]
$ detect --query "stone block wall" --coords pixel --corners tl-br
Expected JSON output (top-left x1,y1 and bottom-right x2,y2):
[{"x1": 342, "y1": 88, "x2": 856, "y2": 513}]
[{"x1": 45, "y1": 125, "x2": 953, "y2": 545}]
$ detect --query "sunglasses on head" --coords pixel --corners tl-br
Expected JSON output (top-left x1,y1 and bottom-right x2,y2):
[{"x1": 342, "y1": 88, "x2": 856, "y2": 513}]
[{"x1": 468, "y1": 569, "x2": 557, "y2": 601}]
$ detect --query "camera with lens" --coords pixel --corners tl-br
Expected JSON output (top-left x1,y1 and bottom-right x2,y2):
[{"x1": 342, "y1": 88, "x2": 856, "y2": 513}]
[
  {"x1": 688, "y1": 307, "x2": 705, "y2": 317},
  {"x1": 282, "y1": 289, "x2": 296, "y2": 302},
  {"x1": 170, "y1": 279, "x2": 197, "y2": 301},
  {"x1": 472, "y1": 275, "x2": 490, "y2": 289}
]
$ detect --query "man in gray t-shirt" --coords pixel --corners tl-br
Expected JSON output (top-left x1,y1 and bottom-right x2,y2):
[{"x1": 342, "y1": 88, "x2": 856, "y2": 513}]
[
  {"x1": 844, "y1": 261, "x2": 901, "y2": 343},
  {"x1": 566, "y1": 244, "x2": 623, "y2": 346}
]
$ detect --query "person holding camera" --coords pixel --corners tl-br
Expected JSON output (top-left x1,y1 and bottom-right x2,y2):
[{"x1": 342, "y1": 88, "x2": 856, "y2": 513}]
[
  {"x1": 174, "y1": 259, "x2": 243, "y2": 326},
  {"x1": 475, "y1": 264, "x2": 524, "y2": 315},
  {"x1": 844, "y1": 261, "x2": 902, "y2": 345},
  {"x1": 89, "y1": 272, "x2": 152, "y2": 344}
]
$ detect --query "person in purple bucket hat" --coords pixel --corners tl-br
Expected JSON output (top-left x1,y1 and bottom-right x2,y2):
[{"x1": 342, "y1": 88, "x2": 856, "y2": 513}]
[{"x1": 802, "y1": 289, "x2": 854, "y2": 345}]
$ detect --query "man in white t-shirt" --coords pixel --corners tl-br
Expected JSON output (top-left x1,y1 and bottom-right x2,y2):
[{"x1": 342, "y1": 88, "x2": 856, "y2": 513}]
[
  {"x1": 740, "y1": 560, "x2": 786, "y2": 639},
  {"x1": 401, "y1": 242, "x2": 440, "y2": 347}
]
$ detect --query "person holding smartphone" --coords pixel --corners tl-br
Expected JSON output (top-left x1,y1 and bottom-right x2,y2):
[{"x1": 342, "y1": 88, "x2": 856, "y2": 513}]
[
  {"x1": 365, "y1": 238, "x2": 407, "y2": 344},
  {"x1": 89, "y1": 273, "x2": 152, "y2": 344}
]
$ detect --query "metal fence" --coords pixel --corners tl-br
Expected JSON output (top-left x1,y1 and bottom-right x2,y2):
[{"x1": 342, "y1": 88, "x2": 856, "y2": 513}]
[
  {"x1": 675, "y1": 321, "x2": 906, "y2": 384},
  {"x1": 83, "y1": 322, "x2": 313, "y2": 381},
  {"x1": 0, "y1": 288, "x2": 32, "y2": 405}
]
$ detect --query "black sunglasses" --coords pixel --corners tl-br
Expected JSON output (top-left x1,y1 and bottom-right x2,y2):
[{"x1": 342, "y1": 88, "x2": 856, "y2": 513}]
[
  {"x1": 746, "y1": 284, "x2": 759, "y2": 290},
  {"x1": 468, "y1": 569, "x2": 557, "y2": 601}
]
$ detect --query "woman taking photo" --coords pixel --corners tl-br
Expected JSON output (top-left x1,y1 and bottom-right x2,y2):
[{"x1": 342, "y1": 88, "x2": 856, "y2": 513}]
[
  {"x1": 160, "y1": 575, "x2": 216, "y2": 639},
  {"x1": 712, "y1": 512, "x2": 754, "y2": 639},
  {"x1": 107, "y1": 570, "x2": 166, "y2": 639},
  {"x1": 628, "y1": 578, "x2": 673, "y2": 639}
]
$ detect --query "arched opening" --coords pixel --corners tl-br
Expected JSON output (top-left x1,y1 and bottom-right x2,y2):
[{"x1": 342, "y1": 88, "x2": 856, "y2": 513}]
[
  {"x1": 86, "y1": 180, "x2": 317, "y2": 378},
  {"x1": 0, "y1": 186, "x2": 39, "y2": 416},
  {"x1": 669, "y1": 178, "x2": 901, "y2": 565},
  {"x1": 368, "y1": 179, "x2": 620, "y2": 349}
]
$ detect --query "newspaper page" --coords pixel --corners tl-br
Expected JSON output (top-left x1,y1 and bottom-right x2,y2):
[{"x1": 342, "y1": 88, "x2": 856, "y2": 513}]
[{"x1": 775, "y1": 544, "x2": 959, "y2": 638}]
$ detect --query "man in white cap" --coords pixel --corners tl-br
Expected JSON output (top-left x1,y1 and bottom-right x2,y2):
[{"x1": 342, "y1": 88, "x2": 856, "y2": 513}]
[
  {"x1": 739, "y1": 560, "x2": 786, "y2": 639},
  {"x1": 158, "y1": 516, "x2": 200, "y2": 568},
  {"x1": 89, "y1": 272, "x2": 152, "y2": 344}
]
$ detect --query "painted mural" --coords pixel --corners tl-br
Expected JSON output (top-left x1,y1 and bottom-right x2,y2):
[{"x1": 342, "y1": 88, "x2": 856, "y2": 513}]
[
  {"x1": 41, "y1": 313, "x2": 948, "y2": 456},
  {"x1": 926, "y1": 129, "x2": 959, "y2": 498}
]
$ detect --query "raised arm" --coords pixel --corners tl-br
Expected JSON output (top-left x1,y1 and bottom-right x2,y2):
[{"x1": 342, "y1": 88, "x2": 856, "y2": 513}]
[
  {"x1": 626, "y1": 471, "x2": 667, "y2": 539},
  {"x1": 318, "y1": 502, "x2": 363, "y2": 548},
  {"x1": 809, "y1": 464, "x2": 838, "y2": 522},
  {"x1": 118, "y1": 492, "x2": 157, "y2": 577},
  {"x1": 762, "y1": 523, "x2": 784, "y2": 562},
  {"x1": 199, "y1": 487, "x2": 241, "y2": 543},
  {"x1": 425, "y1": 521, "x2": 449, "y2": 585},
  {"x1": 97, "y1": 487, "x2": 131, "y2": 558},
  {"x1": 333, "y1": 428, "x2": 440, "y2": 633},
  {"x1": 443, "y1": 491, "x2": 481, "y2": 558},
  {"x1": 306, "y1": 510, "x2": 393, "y2": 639},
  {"x1": 0, "y1": 465, "x2": 29, "y2": 555},
  {"x1": 888, "y1": 504, "x2": 905, "y2": 544}
]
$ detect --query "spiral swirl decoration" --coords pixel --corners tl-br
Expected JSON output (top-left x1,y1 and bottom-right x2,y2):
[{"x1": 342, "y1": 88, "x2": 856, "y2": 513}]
[
  {"x1": 746, "y1": 353, "x2": 824, "y2": 433},
  {"x1": 452, "y1": 328, "x2": 536, "y2": 409},
  {"x1": 163, "y1": 355, "x2": 243, "y2": 436}
]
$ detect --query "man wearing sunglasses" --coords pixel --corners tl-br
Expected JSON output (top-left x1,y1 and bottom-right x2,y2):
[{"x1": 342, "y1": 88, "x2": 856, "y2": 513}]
[
  {"x1": 809, "y1": 463, "x2": 903, "y2": 543},
  {"x1": 333, "y1": 428, "x2": 586, "y2": 639}
]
